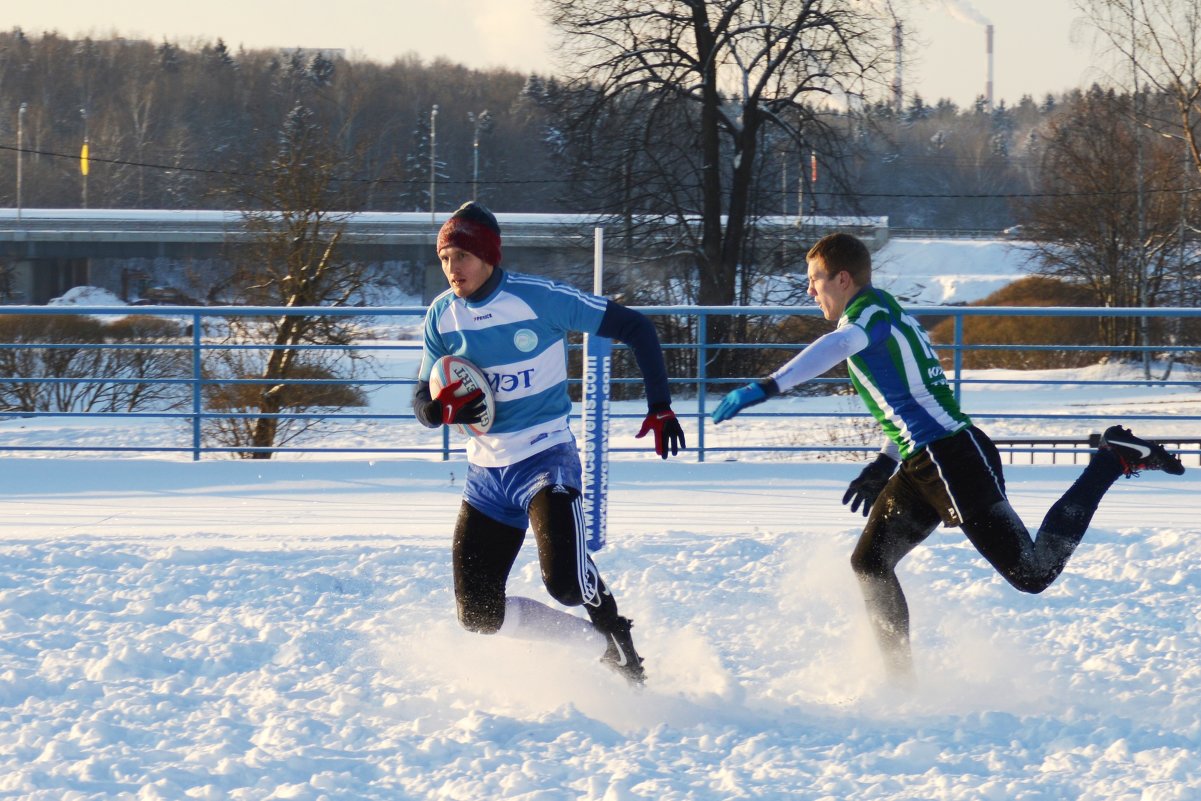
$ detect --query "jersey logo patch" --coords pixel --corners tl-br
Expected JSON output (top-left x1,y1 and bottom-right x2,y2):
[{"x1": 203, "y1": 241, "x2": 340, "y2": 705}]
[{"x1": 513, "y1": 328, "x2": 538, "y2": 352}]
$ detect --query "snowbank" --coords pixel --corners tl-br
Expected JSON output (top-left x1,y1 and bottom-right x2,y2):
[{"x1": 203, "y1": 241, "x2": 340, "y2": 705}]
[{"x1": 874, "y1": 238, "x2": 1040, "y2": 304}]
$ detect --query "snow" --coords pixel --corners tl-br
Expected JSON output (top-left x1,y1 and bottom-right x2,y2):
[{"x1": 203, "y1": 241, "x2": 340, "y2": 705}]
[
  {"x1": 3, "y1": 238, "x2": 1199, "y2": 799},
  {"x1": 3, "y1": 374, "x2": 1199, "y2": 799},
  {"x1": 2, "y1": 458, "x2": 1199, "y2": 799},
  {"x1": 45, "y1": 285, "x2": 127, "y2": 307},
  {"x1": 873, "y1": 238, "x2": 1039, "y2": 304}
]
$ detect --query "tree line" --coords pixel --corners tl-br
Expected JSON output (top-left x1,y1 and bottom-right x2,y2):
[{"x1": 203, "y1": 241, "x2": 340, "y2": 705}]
[
  {"x1": 0, "y1": 29, "x2": 561, "y2": 212},
  {"x1": 0, "y1": 25, "x2": 1169, "y2": 231}
]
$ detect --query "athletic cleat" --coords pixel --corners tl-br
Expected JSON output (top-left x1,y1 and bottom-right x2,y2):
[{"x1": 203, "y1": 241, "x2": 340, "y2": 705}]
[
  {"x1": 1099, "y1": 425, "x2": 1186, "y2": 477},
  {"x1": 598, "y1": 616, "x2": 646, "y2": 686}
]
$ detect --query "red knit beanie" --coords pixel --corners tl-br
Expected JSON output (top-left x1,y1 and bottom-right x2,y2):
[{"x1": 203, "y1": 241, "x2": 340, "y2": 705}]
[{"x1": 436, "y1": 201, "x2": 502, "y2": 266}]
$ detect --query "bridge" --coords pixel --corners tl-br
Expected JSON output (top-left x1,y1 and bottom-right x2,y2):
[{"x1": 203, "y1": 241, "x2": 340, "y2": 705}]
[{"x1": 0, "y1": 208, "x2": 889, "y2": 304}]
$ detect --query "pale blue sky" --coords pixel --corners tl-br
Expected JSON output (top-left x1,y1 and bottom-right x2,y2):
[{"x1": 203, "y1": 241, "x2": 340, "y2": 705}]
[{"x1": 8, "y1": 0, "x2": 1108, "y2": 108}]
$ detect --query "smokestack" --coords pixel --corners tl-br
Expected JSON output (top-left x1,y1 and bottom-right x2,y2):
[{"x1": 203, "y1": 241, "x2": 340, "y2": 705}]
[
  {"x1": 986, "y1": 24, "x2": 994, "y2": 111},
  {"x1": 892, "y1": 21, "x2": 903, "y2": 114}
]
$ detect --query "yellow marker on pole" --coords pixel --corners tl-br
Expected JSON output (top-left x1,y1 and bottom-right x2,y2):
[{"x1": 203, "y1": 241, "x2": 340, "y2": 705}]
[{"x1": 80, "y1": 141, "x2": 90, "y2": 176}]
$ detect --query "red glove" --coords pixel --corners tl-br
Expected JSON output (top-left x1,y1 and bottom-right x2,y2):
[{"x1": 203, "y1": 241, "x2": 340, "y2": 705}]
[
  {"x1": 636, "y1": 406, "x2": 686, "y2": 459},
  {"x1": 435, "y1": 380, "x2": 485, "y2": 425}
]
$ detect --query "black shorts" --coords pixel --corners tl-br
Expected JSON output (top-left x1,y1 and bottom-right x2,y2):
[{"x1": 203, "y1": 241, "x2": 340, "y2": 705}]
[{"x1": 898, "y1": 426, "x2": 1007, "y2": 527}]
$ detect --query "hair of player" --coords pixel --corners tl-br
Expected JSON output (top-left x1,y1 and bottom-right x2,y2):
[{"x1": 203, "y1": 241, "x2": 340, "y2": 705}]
[{"x1": 807, "y1": 232, "x2": 872, "y2": 287}]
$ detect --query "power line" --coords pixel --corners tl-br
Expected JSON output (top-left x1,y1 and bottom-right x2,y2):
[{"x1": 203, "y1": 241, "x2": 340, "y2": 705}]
[
  {"x1": 0, "y1": 143, "x2": 560, "y2": 189},
  {"x1": 0, "y1": 142, "x2": 1190, "y2": 201}
]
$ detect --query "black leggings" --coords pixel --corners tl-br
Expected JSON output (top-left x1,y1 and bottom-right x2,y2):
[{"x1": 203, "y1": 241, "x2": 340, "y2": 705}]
[
  {"x1": 850, "y1": 448, "x2": 1123, "y2": 672},
  {"x1": 452, "y1": 484, "x2": 619, "y2": 634}
]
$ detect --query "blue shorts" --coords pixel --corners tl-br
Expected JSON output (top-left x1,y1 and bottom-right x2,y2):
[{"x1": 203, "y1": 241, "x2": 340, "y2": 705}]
[{"x1": 462, "y1": 442, "x2": 582, "y2": 529}]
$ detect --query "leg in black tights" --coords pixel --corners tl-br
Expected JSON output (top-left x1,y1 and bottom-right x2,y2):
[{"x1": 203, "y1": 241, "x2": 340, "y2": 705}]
[
  {"x1": 851, "y1": 449, "x2": 1125, "y2": 676},
  {"x1": 452, "y1": 500, "x2": 525, "y2": 634},
  {"x1": 527, "y1": 483, "x2": 621, "y2": 630},
  {"x1": 960, "y1": 450, "x2": 1123, "y2": 593},
  {"x1": 850, "y1": 478, "x2": 940, "y2": 678}
]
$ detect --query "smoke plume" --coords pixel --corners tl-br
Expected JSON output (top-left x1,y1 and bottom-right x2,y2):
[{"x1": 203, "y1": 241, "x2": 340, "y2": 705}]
[{"x1": 940, "y1": 0, "x2": 990, "y2": 27}]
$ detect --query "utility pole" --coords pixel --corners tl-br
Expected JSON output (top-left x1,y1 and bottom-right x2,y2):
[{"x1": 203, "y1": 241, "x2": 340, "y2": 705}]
[
  {"x1": 1128, "y1": 15, "x2": 1151, "y2": 379},
  {"x1": 80, "y1": 107, "x2": 89, "y2": 209},
  {"x1": 16, "y1": 103, "x2": 26, "y2": 220},
  {"x1": 469, "y1": 110, "x2": 489, "y2": 200},
  {"x1": 429, "y1": 104, "x2": 438, "y2": 226}
]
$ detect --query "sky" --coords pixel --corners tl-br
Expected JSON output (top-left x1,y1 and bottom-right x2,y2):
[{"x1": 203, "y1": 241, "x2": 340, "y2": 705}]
[{"x1": 7, "y1": 1, "x2": 1110, "y2": 110}]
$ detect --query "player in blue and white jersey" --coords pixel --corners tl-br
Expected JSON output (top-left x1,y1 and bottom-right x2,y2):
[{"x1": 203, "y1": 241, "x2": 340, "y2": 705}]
[
  {"x1": 712, "y1": 232, "x2": 1185, "y2": 680},
  {"x1": 412, "y1": 202, "x2": 686, "y2": 685}
]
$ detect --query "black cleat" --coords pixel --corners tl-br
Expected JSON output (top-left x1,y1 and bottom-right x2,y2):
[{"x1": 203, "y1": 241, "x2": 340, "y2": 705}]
[
  {"x1": 1100, "y1": 425, "x2": 1186, "y2": 477},
  {"x1": 597, "y1": 616, "x2": 646, "y2": 686}
]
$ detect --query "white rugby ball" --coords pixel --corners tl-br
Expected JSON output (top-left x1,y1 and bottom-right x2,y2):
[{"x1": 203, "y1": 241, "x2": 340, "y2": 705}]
[{"x1": 429, "y1": 355, "x2": 495, "y2": 437}]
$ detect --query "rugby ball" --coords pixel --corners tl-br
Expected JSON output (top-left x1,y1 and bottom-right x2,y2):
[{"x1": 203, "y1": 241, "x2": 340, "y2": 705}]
[{"x1": 429, "y1": 355, "x2": 495, "y2": 437}]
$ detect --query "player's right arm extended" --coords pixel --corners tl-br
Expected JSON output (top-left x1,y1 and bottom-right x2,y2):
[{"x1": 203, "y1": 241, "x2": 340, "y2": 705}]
[
  {"x1": 768, "y1": 325, "x2": 869, "y2": 392},
  {"x1": 712, "y1": 325, "x2": 870, "y2": 423}
]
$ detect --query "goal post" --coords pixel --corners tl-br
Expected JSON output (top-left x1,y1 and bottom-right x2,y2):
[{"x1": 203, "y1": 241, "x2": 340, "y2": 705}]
[{"x1": 581, "y1": 227, "x2": 610, "y2": 552}]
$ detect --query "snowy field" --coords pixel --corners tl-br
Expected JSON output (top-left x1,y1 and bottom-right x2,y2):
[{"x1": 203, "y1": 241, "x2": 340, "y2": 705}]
[
  {"x1": 2, "y1": 239, "x2": 1199, "y2": 799},
  {"x1": 2, "y1": 387, "x2": 1199, "y2": 800}
]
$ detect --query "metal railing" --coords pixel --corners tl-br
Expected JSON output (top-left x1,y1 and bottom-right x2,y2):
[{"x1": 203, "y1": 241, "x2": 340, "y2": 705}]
[{"x1": 0, "y1": 304, "x2": 1198, "y2": 463}]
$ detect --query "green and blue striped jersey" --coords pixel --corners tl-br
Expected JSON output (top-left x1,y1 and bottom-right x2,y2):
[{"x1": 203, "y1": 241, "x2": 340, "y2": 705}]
[{"x1": 841, "y1": 286, "x2": 971, "y2": 459}]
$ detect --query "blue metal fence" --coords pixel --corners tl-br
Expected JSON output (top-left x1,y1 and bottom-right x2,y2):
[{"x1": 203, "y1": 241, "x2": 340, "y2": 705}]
[{"x1": 0, "y1": 303, "x2": 1198, "y2": 463}]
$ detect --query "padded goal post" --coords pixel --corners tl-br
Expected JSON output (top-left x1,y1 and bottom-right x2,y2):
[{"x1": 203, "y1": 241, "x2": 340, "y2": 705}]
[{"x1": 581, "y1": 228, "x2": 610, "y2": 552}]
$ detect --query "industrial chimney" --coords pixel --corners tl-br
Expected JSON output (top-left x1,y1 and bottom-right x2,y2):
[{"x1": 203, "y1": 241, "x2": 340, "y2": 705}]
[
  {"x1": 986, "y1": 24, "x2": 994, "y2": 111},
  {"x1": 892, "y1": 20, "x2": 904, "y2": 114}
]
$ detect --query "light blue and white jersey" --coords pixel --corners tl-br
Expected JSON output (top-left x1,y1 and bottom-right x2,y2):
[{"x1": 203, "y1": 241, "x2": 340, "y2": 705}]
[{"x1": 418, "y1": 271, "x2": 608, "y2": 467}]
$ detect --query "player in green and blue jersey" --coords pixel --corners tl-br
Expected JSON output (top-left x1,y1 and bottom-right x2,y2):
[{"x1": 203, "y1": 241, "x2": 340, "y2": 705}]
[{"x1": 713, "y1": 232, "x2": 1185, "y2": 679}]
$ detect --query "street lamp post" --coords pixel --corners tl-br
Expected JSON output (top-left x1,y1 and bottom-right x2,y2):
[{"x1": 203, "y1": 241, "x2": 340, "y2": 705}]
[
  {"x1": 473, "y1": 119, "x2": 480, "y2": 200},
  {"x1": 80, "y1": 107, "x2": 89, "y2": 209},
  {"x1": 16, "y1": 103, "x2": 26, "y2": 220},
  {"x1": 468, "y1": 110, "x2": 488, "y2": 200},
  {"x1": 429, "y1": 104, "x2": 438, "y2": 226}
]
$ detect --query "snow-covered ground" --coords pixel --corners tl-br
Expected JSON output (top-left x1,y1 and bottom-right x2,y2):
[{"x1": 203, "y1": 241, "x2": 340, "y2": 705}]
[
  {"x1": 2, "y1": 239, "x2": 1198, "y2": 799},
  {"x1": 1, "y1": 447, "x2": 1198, "y2": 800},
  {"x1": 2, "y1": 370, "x2": 1200, "y2": 800}
]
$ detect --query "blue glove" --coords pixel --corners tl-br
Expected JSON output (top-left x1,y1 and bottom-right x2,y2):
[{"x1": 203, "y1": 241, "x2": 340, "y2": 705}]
[{"x1": 711, "y1": 382, "x2": 768, "y2": 423}]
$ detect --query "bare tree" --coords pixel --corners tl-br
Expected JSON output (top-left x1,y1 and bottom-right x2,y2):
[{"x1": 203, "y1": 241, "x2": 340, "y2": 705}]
[
  {"x1": 1078, "y1": 0, "x2": 1201, "y2": 377},
  {"x1": 1019, "y1": 87, "x2": 1199, "y2": 353},
  {"x1": 209, "y1": 103, "x2": 376, "y2": 458},
  {"x1": 542, "y1": 0, "x2": 889, "y2": 371},
  {"x1": 1081, "y1": 0, "x2": 1201, "y2": 173},
  {"x1": 0, "y1": 314, "x2": 190, "y2": 414}
]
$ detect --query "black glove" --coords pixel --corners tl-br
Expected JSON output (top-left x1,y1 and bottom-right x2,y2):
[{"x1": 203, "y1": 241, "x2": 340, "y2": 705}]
[
  {"x1": 842, "y1": 453, "x2": 898, "y2": 517},
  {"x1": 423, "y1": 380, "x2": 486, "y2": 426},
  {"x1": 635, "y1": 403, "x2": 686, "y2": 459}
]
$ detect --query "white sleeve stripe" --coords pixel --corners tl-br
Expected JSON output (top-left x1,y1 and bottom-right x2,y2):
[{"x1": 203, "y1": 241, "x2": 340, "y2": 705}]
[
  {"x1": 572, "y1": 495, "x2": 601, "y2": 607},
  {"x1": 853, "y1": 303, "x2": 889, "y2": 328},
  {"x1": 507, "y1": 274, "x2": 607, "y2": 311}
]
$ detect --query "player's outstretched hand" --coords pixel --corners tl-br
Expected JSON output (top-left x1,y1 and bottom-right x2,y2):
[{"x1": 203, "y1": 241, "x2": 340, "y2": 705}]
[
  {"x1": 842, "y1": 453, "x2": 898, "y2": 516},
  {"x1": 711, "y1": 382, "x2": 767, "y2": 423},
  {"x1": 637, "y1": 405, "x2": 686, "y2": 459},
  {"x1": 435, "y1": 380, "x2": 486, "y2": 425}
]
